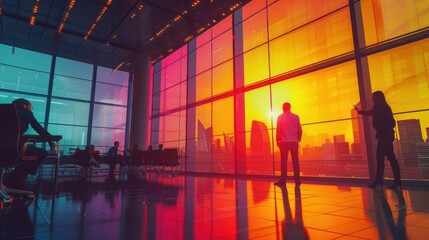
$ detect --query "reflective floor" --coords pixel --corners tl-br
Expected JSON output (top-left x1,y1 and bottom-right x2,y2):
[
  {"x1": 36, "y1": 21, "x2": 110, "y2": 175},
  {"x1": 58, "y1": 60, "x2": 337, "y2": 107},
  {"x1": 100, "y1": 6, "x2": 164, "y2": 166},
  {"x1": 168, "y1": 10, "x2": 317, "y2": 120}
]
[{"x1": 1, "y1": 172, "x2": 428, "y2": 240}]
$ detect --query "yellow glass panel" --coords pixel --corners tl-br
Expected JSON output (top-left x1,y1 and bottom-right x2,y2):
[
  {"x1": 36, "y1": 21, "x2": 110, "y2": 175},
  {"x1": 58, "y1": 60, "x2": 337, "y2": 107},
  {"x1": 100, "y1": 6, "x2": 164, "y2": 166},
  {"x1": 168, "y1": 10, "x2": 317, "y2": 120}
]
[
  {"x1": 270, "y1": 8, "x2": 353, "y2": 76},
  {"x1": 212, "y1": 97, "x2": 234, "y2": 136},
  {"x1": 244, "y1": 86, "x2": 274, "y2": 174},
  {"x1": 212, "y1": 60, "x2": 233, "y2": 96},
  {"x1": 361, "y1": 0, "x2": 429, "y2": 45},
  {"x1": 242, "y1": 10, "x2": 268, "y2": 52},
  {"x1": 268, "y1": 0, "x2": 348, "y2": 40},
  {"x1": 243, "y1": 44, "x2": 270, "y2": 85},
  {"x1": 196, "y1": 70, "x2": 211, "y2": 101}
]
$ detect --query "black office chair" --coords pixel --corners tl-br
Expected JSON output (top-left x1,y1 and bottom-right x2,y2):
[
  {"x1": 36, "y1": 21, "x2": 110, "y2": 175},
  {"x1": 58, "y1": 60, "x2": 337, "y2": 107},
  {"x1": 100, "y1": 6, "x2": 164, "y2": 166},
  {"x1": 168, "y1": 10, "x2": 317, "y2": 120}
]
[{"x1": 0, "y1": 104, "x2": 36, "y2": 204}]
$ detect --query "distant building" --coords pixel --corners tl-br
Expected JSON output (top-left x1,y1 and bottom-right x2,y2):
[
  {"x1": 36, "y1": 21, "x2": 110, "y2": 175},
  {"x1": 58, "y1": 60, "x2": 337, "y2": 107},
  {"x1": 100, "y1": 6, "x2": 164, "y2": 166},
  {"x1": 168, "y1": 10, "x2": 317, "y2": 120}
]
[
  {"x1": 398, "y1": 119, "x2": 424, "y2": 167},
  {"x1": 416, "y1": 142, "x2": 429, "y2": 178}
]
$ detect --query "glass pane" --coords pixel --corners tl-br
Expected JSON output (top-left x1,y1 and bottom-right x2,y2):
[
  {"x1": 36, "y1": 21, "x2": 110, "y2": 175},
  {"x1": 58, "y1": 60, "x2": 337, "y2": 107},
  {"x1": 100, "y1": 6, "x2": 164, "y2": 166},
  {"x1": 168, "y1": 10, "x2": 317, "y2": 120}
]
[
  {"x1": 164, "y1": 84, "x2": 181, "y2": 111},
  {"x1": 47, "y1": 124, "x2": 88, "y2": 154},
  {"x1": 212, "y1": 15, "x2": 232, "y2": 37},
  {"x1": 361, "y1": 0, "x2": 429, "y2": 46},
  {"x1": 212, "y1": 60, "x2": 233, "y2": 96},
  {"x1": 96, "y1": 66, "x2": 129, "y2": 86},
  {"x1": 94, "y1": 82, "x2": 128, "y2": 105},
  {"x1": 212, "y1": 29, "x2": 233, "y2": 66},
  {"x1": 0, "y1": 64, "x2": 49, "y2": 95},
  {"x1": 52, "y1": 75, "x2": 92, "y2": 100},
  {"x1": 55, "y1": 57, "x2": 93, "y2": 80},
  {"x1": 244, "y1": 44, "x2": 269, "y2": 86},
  {"x1": 241, "y1": 0, "x2": 266, "y2": 21},
  {"x1": 212, "y1": 97, "x2": 235, "y2": 174},
  {"x1": 196, "y1": 70, "x2": 211, "y2": 101},
  {"x1": 165, "y1": 60, "x2": 182, "y2": 88},
  {"x1": 268, "y1": 0, "x2": 348, "y2": 39},
  {"x1": 0, "y1": 44, "x2": 52, "y2": 72},
  {"x1": 242, "y1": 9, "x2": 268, "y2": 52},
  {"x1": 92, "y1": 104, "x2": 127, "y2": 129},
  {"x1": 196, "y1": 43, "x2": 212, "y2": 74},
  {"x1": 90, "y1": 127, "x2": 126, "y2": 154},
  {"x1": 269, "y1": 8, "x2": 353, "y2": 76},
  {"x1": 244, "y1": 86, "x2": 273, "y2": 175},
  {"x1": 49, "y1": 99, "x2": 89, "y2": 125}
]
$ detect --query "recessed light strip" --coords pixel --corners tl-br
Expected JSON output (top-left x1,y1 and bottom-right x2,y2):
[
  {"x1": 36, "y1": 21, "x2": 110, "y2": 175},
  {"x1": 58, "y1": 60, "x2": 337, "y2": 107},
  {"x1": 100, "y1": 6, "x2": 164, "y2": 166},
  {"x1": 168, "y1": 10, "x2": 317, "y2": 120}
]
[
  {"x1": 83, "y1": 0, "x2": 112, "y2": 40},
  {"x1": 29, "y1": 0, "x2": 40, "y2": 26},
  {"x1": 58, "y1": 0, "x2": 76, "y2": 32}
]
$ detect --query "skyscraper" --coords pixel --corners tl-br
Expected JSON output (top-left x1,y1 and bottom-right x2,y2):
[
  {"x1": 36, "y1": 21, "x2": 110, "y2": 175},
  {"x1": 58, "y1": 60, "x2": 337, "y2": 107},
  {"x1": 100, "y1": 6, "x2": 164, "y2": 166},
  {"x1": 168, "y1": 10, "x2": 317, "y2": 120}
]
[{"x1": 398, "y1": 119, "x2": 424, "y2": 167}]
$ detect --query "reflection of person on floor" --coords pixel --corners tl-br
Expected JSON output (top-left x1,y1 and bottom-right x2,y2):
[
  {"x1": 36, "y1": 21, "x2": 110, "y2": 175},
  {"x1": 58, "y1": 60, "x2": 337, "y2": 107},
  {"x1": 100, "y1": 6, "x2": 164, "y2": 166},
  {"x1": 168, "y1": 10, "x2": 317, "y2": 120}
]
[
  {"x1": 279, "y1": 185, "x2": 309, "y2": 240},
  {"x1": 373, "y1": 189, "x2": 407, "y2": 240},
  {"x1": 7, "y1": 98, "x2": 55, "y2": 188},
  {"x1": 275, "y1": 102, "x2": 303, "y2": 186},
  {"x1": 108, "y1": 141, "x2": 123, "y2": 177},
  {"x1": 355, "y1": 91, "x2": 402, "y2": 189}
]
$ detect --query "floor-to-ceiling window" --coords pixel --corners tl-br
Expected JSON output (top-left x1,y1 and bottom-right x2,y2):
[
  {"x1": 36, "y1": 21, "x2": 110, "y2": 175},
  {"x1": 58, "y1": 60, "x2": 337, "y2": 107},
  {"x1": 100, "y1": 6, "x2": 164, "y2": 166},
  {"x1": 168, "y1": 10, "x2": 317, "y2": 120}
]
[
  {"x1": 151, "y1": 0, "x2": 429, "y2": 180},
  {"x1": 0, "y1": 44, "x2": 130, "y2": 154}
]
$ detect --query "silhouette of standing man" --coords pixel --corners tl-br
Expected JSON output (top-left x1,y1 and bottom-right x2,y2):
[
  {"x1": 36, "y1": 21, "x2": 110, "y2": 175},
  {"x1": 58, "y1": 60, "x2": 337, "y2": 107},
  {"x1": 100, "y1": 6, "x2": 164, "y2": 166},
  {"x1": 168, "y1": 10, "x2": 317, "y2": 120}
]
[
  {"x1": 275, "y1": 102, "x2": 302, "y2": 186},
  {"x1": 355, "y1": 91, "x2": 402, "y2": 189}
]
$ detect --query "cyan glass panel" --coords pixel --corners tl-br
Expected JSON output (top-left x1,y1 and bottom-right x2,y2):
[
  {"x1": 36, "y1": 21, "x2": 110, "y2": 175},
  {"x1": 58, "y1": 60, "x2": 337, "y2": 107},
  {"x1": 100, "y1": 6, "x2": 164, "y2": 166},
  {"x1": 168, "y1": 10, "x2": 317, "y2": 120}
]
[
  {"x1": 96, "y1": 66, "x2": 129, "y2": 86},
  {"x1": 90, "y1": 127, "x2": 126, "y2": 154},
  {"x1": 0, "y1": 64, "x2": 49, "y2": 94},
  {"x1": 92, "y1": 103, "x2": 127, "y2": 128},
  {"x1": 46, "y1": 124, "x2": 88, "y2": 154},
  {"x1": 49, "y1": 99, "x2": 90, "y2": 125},
  {"x1": 94, "y1": 82, "x2": 128, "y2": 105},
  {"x1": 52, "y1": 75, "x2": 92, "y2": 100},
  {"x1": 55, "y1": 57, "x2": 93, "y2": 80},
  {"x1": 0, "y1": 44, "x2": 52, "y2": 72}
]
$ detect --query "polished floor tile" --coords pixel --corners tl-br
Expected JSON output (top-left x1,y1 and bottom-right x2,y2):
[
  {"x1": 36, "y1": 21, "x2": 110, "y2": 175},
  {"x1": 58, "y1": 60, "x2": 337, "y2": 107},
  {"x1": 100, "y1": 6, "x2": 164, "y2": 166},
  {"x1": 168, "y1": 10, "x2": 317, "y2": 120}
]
[{"x1": 1, "y1": 173, "x2": 428, "y2": 240}]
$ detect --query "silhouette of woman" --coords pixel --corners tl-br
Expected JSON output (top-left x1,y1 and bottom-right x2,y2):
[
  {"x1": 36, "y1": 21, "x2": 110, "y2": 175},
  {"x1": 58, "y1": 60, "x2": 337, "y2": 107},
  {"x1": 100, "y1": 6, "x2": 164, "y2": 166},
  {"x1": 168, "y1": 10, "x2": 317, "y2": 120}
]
[{"x1": 355, "y1": 91, "x2": 402, "y2": 189}]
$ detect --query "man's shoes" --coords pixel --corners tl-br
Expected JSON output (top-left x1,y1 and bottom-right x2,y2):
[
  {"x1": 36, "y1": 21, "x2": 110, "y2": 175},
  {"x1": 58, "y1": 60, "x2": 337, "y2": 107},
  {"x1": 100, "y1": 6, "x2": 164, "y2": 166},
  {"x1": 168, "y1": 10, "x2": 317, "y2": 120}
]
[{"x1": 274, "y1": 180, "x2": 286, "y2": 186}]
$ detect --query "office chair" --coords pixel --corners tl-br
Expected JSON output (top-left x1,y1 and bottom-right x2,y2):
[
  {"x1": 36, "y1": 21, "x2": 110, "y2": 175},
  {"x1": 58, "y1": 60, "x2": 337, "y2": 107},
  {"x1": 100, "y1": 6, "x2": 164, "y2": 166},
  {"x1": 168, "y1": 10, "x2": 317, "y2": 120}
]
[{"x1": 0, "y1": 104, "x2": 36, "y2": 204}]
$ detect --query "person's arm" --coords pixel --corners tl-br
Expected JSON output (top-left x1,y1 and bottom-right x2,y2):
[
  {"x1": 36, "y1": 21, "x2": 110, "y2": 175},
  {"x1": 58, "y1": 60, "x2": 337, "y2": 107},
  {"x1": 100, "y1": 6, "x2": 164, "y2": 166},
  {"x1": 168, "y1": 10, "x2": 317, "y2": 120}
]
[
  {"x1": 354, "y1": 105, "x2": 374, "y2": 116},
  {"x1": 26, "y1": 110, "x2": 55, "y2": 152},
  {"x1": 27, "y1": 111, "x2": 51, "y2": 136}
]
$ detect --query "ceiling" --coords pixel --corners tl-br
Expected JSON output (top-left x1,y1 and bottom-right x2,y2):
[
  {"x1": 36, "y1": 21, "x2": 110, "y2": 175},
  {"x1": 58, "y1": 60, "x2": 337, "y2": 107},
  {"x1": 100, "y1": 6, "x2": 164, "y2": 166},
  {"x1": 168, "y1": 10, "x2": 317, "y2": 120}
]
[{"x1": 0, "y1": 0, "x2": 250, "y2": 71}]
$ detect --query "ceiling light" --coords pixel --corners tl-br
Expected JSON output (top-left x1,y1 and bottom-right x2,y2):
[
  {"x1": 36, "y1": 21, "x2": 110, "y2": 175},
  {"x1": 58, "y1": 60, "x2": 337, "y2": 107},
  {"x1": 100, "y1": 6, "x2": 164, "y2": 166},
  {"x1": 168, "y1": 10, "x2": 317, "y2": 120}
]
[
  {"x1": 58, "y1": 0, "x2": 76, "y2": 32},
  {"x1": 29, "y1": 0, "x2": 40, "y2": 26},
  {"x1": 83, "y1": 0, "x2": 112, "y2": 40}
]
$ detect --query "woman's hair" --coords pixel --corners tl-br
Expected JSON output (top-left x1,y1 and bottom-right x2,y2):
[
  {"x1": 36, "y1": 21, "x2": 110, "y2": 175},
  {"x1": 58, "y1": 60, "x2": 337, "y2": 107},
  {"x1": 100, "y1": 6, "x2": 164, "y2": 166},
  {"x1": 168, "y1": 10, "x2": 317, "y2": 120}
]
[
  {"x1": 12, "y1": 98, "x2": 30, "y2": 109},
  {"x1": 372, "y1": 91, "x2": 386, "y2": 104}
]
